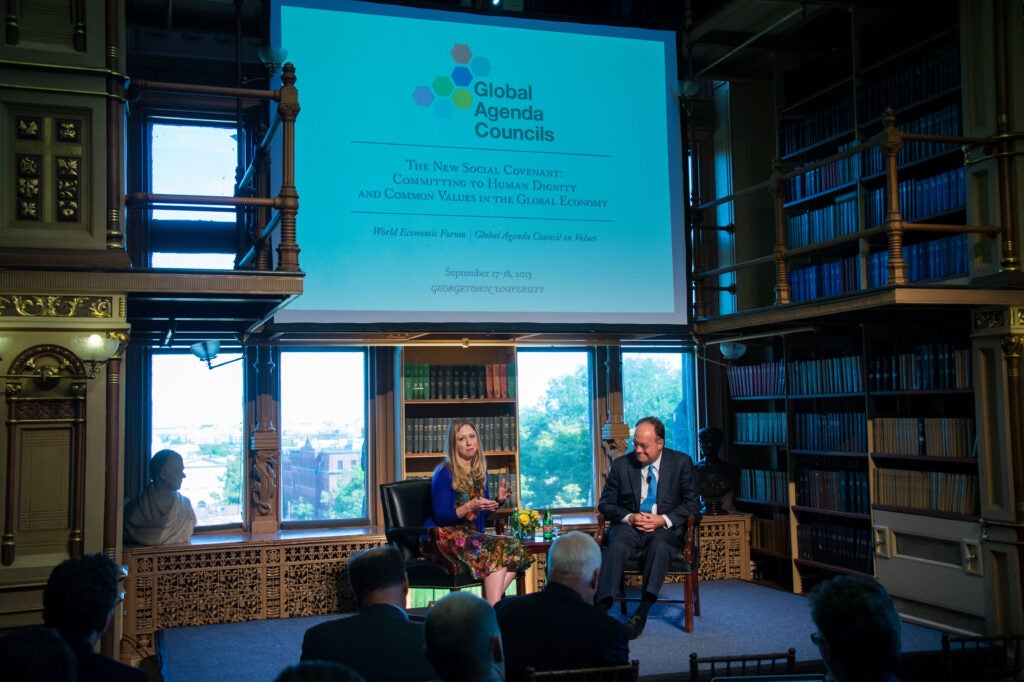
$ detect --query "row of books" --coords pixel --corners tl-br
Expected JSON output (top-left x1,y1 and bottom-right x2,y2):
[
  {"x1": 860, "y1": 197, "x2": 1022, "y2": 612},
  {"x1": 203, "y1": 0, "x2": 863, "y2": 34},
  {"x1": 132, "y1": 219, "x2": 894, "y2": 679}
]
[
  {"x1": 867, "y1": 342, "x2": 972, "y2": 391},
  {"x1": 873, "y1": 468, "x2": 979, "y2": 516},
  {"x1": 785, "y1": 194, "x2": 857, "y2": 249},
  {"x1": 858, "y1": 42, "x2": 961, "y2": 120},
  {"x1": 779, "y1": 98, "x2": 855, "y2": 157},
  {"x1": 787, "y1": 355, "x2": 864, "y2": 395},
  {"x1": 862, "y1": 103, "x2": 962, "y2": 174},
  {"x1": 404, "y1": 363, "x2": 516, "y2": 400},
  {"x1": 739, "y1": 468, "x2": 788, "y2": 504},
  {"x1": 750, "y1": 511, "x2": 790, "y2": 555},
  {"x1": 790, "y1": 255, "x2": 859, "y2": 303},
  {"x1": 795, "y1": 468, "x2": 870, "y2": 514},
  {"x1": 796, "y1": 522, "x2": 873, "y2": 574},
  {"x1": 864, "y1": 166, "x2": 965, "y2": 227},
  {"x1": 727, "y1": 361, "x2": 785, "y2": 398},
  {"x1": 872, "y1": 416, "x2": 975, "y2": 458},
  {"x1": 734, "y1": 412, "x2": 787, "y2": 444},
  {"x1": 792, "y1": 411, "x2": 868, "y2": 452},
  {"x1": 405, "y1": 415, "x2": 517, "y2": 454},
  {"x1": 866, "y1": 232, "x2": 971, "y2": 286},
  {"x1": 785, "y1": 140, "x2": 861, "y2": 202}
]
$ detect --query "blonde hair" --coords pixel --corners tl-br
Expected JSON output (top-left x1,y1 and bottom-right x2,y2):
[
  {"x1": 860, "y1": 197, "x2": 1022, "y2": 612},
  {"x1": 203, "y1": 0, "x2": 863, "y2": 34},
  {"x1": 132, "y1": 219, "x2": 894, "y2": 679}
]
[{"x1": 444, "y1": 418, "x2": 487, "y2": 493}]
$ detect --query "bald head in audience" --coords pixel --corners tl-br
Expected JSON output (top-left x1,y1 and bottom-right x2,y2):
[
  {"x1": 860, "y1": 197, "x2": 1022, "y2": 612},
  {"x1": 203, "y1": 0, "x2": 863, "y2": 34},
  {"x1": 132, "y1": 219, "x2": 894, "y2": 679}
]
[{"x1": 424, "y1": 591, "x2": 504, "y2": 682}]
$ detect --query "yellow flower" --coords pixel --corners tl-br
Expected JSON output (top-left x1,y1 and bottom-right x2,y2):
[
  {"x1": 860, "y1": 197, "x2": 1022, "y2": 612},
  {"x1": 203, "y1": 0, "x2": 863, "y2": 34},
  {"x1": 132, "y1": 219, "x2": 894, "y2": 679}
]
[{"x1": 517, "y1": 510, "x2": 533, "y2": 526}]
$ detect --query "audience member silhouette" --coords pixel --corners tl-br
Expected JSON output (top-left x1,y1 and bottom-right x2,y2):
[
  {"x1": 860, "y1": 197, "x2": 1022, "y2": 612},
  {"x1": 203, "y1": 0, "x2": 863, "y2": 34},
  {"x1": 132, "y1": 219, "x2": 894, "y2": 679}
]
[
  {"x1": 124, "y1": 449, "x2": 197, "y2": 545},
  {"x1": 301, "y1": 545, "x2": 436, "y2": 682},
  {"x1": 424, "y1": 591, "x2": 504, "y2": 682},
  {"x1": 0, "y1": 625, "x2": 77, "y2": 682},
  {"x1": 808, "y1": 575, "x2": 902, "y2": 682},
  {"x1": 43, "y1": 553, "x2": 147, "y2": 682},
  {"x1": 276, "y1": 660, "x2": 366, "y2": 682},
  {"x1": 496, "y1": 531, "x2": 629, "y2": 681}
]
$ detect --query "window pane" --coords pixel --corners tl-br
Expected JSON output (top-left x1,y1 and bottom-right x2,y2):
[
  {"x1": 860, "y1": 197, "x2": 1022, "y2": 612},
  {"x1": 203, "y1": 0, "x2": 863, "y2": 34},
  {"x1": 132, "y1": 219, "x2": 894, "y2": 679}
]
[
  {"x1": 151, "y1": 123, "x2": 237, "y2": 222},
  {"x1": 280, "y1": 351, "x2": 367, "y2": 522},
  {"x1": 623, "y1": 350, "x2": 697, "y2": 456},
  {"x1": 151, "y1": 253, "x2": 236, "y2": 270},
  {"x1": 151, "y1": 353, "x2": 244, "y2": 526},
  {"x1": 517, "y1": 350, "x2": 593, "y2": 510}
]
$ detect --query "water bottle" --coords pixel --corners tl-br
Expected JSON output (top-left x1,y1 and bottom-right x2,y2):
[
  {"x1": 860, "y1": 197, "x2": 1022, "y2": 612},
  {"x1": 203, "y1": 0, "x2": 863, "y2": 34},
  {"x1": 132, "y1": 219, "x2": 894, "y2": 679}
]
[{"x1": 543, "y1": 508, "x2": 553, "y2": 541}]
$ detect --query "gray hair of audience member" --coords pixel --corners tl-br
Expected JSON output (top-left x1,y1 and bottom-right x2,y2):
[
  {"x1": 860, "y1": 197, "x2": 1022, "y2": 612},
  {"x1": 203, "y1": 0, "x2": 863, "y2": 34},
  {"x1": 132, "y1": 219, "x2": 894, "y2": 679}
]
[
  {"x1": 425, "y1": 591, "x2": 501, "y2": 682},
  {"x1": 0, "y1": 625, "x2": 77, "y2": 682},
  {"x1": 547, "y1": 531, "x2": 601, "y2": 582},
  {"x1": 808, "y1": 575, "x2": 902, "y2": 677},
  {"x1": 275, "y1": 660, "x2": 366, "y2": 682},
  {"x1": 347, "y1": 545, "x2": 406, "y2": 602}
]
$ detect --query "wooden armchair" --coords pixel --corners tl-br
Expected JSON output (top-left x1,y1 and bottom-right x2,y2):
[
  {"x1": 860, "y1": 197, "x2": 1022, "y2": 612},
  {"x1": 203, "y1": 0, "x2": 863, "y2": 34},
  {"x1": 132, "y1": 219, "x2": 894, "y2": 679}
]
[
  {"x1": 941, "y1": 632, "x2": 1024, "y2": 681},
  {"x1": 688, "y1": 647, "x2": 796, "y2": 681},
  {"x1": 595, "y1": 513, "x2": 701, "y2": 633},
  {"x1": 379, "y1": 479, "x2": 482, "y2": 592},
  {"x1": 526, "y1": 659, "x2": 639, "y2": 682}
]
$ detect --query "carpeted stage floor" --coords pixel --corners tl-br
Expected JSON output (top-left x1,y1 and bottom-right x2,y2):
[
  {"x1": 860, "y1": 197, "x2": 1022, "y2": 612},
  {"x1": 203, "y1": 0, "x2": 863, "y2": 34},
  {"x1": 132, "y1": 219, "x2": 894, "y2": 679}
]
[{"x1": 156, "y1": 579, "x2": 945, "y2": 681}]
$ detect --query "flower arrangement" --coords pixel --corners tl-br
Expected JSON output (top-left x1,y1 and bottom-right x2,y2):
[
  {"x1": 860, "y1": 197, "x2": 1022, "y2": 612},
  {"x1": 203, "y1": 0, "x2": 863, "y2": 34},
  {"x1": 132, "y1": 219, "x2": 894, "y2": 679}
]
[{"x1": 513, "y1": 508, "x2": 542, "y2": 539}]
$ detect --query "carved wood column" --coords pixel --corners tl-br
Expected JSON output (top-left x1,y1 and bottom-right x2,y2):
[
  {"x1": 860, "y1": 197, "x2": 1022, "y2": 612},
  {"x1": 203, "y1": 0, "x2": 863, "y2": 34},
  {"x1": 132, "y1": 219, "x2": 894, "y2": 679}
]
[
  {"x1": 881, "y1": 109, "x2": 908, "y2": 284},
  {"x1": 249, "y1": 345, "x2": 280, "y2": 533}
]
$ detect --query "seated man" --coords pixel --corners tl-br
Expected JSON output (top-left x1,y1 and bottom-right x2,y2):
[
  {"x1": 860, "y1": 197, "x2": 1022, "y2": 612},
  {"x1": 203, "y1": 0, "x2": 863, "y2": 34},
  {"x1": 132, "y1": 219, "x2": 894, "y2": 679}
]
[
  {"x1": 43, "y1": 553, "x2": 147, "y2": 682},
  {"x1": 301, "y1": 545, "x2": 436, "y2": 682},
  {"x1": 595, "y1": 416, "x2": 701, "y2": 639},
  {"x1": 809, "y1": 575, "x2": 902, "y2": 682},
  {"x1": 124, "y1": 449, "x2": 196, "y2": 546},
  {"x1": 424, "y1": 591, "x2": 504, "y2": 682},
  {"x1": 495, "y1": 531, "x2": 628, "y2": 681}
]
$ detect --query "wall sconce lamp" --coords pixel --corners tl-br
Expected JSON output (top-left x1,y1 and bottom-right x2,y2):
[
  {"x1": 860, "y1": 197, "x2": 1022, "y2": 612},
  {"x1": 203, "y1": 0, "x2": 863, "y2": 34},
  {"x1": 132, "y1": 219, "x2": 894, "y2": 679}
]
[
  {"x1": 257, "y1": 45, "x2": 289, "y2": 77},
  {"x1": 190, "y1": 340, "x2": 244, "y2": 370},
  {"x1": 719, "y1": 341, "x2": 748, "y2": 361},
  {"x1": 671, "y1": 79, "x2": 701, "y2": 100},
  {"x1": 0, "y1": 332, "x2": 124, "y2": 390}
]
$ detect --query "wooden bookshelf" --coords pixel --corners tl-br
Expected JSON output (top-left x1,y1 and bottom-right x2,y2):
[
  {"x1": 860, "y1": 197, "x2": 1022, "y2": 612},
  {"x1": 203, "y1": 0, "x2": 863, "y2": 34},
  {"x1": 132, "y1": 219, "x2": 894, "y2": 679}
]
[{"x1": 396, "y1": 346, "x2": 521, "y2": 504}]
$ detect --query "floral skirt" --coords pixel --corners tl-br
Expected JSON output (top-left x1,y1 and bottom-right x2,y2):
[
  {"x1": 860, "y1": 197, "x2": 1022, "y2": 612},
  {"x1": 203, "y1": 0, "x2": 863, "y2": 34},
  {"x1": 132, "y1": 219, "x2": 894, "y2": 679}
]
[{"x1": 424, "y1": 526, "x2": 532, "y2": 580}]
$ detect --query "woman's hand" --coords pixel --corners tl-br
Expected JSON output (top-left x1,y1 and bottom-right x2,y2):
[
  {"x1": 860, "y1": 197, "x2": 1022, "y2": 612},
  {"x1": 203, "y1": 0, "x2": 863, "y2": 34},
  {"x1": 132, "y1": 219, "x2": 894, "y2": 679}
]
[
  {"x1": 496, "y1": 478, "x2": 512, "y2": 505},
  {"x1": 460, "y1": 496, "x2": 498, "y2": 518}
]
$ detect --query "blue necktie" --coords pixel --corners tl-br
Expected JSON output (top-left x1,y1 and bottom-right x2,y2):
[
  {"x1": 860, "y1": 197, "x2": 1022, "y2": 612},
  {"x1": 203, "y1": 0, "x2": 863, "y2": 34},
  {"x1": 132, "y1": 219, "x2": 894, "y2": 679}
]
[{"x1": 640, "y1": 466, "x2": 658, "y2": 513}]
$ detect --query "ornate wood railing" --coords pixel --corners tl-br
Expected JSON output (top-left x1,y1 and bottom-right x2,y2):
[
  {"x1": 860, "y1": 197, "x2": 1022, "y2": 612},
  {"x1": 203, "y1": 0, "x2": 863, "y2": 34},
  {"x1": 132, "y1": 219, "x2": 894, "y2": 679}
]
[{"x1": 124, "y1": 64, "x2": 301, "y2": 273}]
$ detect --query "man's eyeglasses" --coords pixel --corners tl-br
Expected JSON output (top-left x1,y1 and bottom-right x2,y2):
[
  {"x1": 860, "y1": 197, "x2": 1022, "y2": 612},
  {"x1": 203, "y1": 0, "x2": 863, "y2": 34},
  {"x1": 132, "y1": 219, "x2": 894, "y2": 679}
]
[{"x1": 633, "y1": 440, "x2": 659, "y2": 451}]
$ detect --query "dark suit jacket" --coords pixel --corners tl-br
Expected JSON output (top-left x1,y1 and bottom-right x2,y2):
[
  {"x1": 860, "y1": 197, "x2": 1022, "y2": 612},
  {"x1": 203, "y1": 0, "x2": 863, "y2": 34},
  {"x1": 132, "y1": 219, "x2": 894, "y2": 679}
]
[
  {"x1": 494, "y1": 581, "x2": 629, "y2": 682},
  {"x1": 301, "y1": 603, "x2": 436, "y2": 682},
  {"x1": 598, "y1": 447, "x2": 701, "y2": 532},
  {"x1": 68, "y1": 638, "x2": 148, "y2": 682}
]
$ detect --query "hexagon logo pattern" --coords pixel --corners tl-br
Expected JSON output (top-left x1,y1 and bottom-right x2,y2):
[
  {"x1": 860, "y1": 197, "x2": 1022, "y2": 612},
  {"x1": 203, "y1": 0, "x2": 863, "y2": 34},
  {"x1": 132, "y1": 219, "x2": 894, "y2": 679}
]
[{"x1": 413, "y1": 43, "x2": 492, "y2": 117}]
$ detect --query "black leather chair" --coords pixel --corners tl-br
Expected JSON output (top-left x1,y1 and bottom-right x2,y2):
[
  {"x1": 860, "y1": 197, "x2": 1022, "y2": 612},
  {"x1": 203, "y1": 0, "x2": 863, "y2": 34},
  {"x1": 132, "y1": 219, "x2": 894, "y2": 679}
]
[
  {"x1": 379, "y1": 478, "x2": 482, "y2": 591},
  {"x1": 596, "y1": 513, "x2": 701, "y2": 633}
]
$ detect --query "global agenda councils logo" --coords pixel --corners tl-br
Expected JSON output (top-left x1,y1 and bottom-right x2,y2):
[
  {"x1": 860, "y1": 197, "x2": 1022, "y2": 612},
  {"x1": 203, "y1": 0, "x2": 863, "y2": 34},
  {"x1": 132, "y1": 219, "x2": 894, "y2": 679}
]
[
  {"x1": 412, "y1": 43, "x2": 491, "y2": 118},
  {"x1": 412, "y1": 43, "x2": 553, "y2": 142}
]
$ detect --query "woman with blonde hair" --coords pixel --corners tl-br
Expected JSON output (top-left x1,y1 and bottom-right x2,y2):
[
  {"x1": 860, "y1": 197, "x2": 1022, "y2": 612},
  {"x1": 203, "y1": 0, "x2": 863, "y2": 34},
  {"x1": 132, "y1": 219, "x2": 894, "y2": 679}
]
[{"x1": 424, "y1": 418, "x2": 530, "y2": 604}]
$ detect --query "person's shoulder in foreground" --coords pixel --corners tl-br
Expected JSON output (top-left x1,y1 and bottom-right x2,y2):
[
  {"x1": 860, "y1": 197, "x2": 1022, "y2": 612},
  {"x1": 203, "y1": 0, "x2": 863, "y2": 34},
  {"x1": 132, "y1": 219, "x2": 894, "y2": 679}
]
[
  {"x1": 43, "y1": 552, "x2": 147, "y2": 682},
  {"x1": 808, "y1": 574, "x2": 903, "y2": 682},
  {"x1": 301, "y1": 546, "x2": 436, "y2": 682},
  {"x1": 495, "y1": 532, "x2": 628, "y2": 682}
]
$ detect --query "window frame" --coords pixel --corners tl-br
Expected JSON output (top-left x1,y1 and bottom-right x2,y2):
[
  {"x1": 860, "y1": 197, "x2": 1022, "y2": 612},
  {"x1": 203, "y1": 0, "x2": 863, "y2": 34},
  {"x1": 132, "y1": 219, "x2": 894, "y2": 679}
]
[{"x1": 277, "y1": 346, "x2": 372, "y2": 529}]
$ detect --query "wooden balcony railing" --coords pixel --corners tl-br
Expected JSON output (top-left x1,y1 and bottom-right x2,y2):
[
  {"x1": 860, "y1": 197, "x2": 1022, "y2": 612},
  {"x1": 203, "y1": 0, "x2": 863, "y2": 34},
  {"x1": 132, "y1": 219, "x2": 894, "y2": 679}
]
[
  {"x1": 124, "y1": 63, "x2": 301, "y2": 273},
  {"x1": 691, "y1": 107, "x2": 1012, "y2": 320}
]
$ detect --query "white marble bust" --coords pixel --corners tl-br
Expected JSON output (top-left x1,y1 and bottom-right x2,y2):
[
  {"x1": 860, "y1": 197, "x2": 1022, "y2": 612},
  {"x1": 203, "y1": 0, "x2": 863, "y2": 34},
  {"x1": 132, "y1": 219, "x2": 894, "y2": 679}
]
[{"x1": 124, "y1": 449, "x2": 197, "y2": 546}]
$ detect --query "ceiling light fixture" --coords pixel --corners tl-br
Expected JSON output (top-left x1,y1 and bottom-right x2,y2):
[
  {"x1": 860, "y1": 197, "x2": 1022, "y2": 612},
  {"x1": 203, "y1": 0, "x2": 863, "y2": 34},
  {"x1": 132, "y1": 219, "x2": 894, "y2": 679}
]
[{"x1": 190, "y1": 340, "x2": 244, "y2": 370}]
